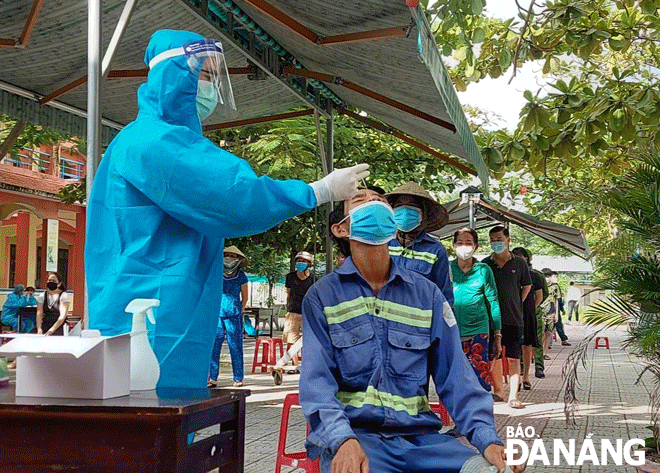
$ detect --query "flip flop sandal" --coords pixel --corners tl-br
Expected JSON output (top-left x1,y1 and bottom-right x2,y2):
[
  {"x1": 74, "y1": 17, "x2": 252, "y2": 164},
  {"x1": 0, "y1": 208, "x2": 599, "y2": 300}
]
[
  {"x1": 207, "y1": 381, "x2": 217, "y2": 388},
  {"x1": 492, "y1": 394, "x2": 505, "y2": 402},
  {"x1": 523, "y1": 381, "x2": 532, "y2": 390},
  {"x1": 232, "y1": 381, "x2": 244, "y2": 387},
  {"x1": 509, "y1": 399, "x2": 525, "y2": 409}
]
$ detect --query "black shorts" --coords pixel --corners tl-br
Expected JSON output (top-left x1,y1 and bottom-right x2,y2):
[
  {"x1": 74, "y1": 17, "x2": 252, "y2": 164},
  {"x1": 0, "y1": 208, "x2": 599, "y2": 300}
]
[{"x1": 501, "y1": 324, "x2": 524, "y2": 360}]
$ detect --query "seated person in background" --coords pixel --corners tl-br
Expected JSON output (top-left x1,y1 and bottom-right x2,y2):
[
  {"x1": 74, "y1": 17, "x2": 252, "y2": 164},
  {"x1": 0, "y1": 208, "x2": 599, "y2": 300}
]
[
  {"x1": 36, "y1": 272, "x2": 71, "y2": 336},
  {"x1": 300, "y1": 188, "x2": 521, "y2": 473},
  {"x1": 1, "y1": 285, "x2": 37, "y2": 333}
]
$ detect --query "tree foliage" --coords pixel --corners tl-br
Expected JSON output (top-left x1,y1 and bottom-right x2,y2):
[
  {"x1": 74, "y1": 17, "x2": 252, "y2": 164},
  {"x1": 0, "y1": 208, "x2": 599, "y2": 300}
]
[
  {"x1": 431, "y1": 0, "x2": 660, "y2": 253},
  {"x1": 210, "y1": 112, "x2": 466, "y2": 265}
]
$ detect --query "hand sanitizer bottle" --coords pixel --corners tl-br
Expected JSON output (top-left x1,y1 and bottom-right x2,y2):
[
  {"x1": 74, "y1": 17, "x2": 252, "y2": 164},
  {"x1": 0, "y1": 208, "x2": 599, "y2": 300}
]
[{"x1": 125, "y1": 299, "x2": 160, "y2": 391}]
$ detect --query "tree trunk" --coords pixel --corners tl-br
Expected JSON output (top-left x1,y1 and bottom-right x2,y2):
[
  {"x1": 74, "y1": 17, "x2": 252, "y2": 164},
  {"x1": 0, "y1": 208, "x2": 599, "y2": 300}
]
[{"x1": 267, "y1": 281, "x2": 274, "y2": 307}]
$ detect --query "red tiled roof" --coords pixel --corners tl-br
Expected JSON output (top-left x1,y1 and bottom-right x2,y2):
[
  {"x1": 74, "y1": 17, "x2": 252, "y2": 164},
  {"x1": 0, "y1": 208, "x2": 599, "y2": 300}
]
[{"x1": 0, "y1": 163, "x2": 74, "y2": 197}]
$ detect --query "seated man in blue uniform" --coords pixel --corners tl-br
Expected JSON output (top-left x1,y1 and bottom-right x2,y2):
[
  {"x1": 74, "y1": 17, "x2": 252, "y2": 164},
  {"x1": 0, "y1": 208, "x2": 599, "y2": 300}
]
[{"x1": 299, "y1": 188, "x2": 522, "y2": 473}]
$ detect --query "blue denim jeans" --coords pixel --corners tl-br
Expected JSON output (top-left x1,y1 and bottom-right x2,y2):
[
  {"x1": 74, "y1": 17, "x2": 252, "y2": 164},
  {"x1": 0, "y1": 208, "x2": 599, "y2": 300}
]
[{"x1": 209, "y1": 316, "x2": 244, "y2": 382}]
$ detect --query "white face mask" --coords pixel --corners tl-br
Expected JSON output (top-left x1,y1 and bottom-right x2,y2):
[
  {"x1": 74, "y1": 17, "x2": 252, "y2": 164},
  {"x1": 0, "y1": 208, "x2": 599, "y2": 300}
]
[{"x1": 455, "y1": 245, "x2": 475, "y2": 261}]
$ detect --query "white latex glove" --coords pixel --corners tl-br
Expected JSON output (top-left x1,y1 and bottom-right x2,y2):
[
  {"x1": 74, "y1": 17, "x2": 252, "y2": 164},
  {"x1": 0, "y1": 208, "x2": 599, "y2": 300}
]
[{"x1": 309, "y1": 163, "x2": 370, "y2": 205}]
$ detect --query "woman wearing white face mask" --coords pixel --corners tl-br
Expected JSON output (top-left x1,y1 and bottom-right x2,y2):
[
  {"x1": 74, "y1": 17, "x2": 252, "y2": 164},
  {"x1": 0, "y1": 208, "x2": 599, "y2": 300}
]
[{"x1": 450, "y1": 228, "x2": 502, "y2": 393}]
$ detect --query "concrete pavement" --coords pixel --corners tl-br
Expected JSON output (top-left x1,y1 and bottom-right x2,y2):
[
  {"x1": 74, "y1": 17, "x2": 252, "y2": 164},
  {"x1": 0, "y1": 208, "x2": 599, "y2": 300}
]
[
  {"x1": 3, "y1": 322, "x2": 653, "y2": 472},
  {"x1": 210, "y1": 322, "x2": 654, "y2": 472}
]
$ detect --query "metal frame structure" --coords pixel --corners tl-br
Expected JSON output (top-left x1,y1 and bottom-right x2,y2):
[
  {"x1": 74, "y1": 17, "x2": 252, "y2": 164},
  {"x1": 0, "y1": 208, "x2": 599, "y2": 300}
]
[
  {"x1": 0, "y1": 0, "x2": 44, "y2": 49},
  {"x1": 72, "y1": 0, "x2": 490, "y2": 323}
]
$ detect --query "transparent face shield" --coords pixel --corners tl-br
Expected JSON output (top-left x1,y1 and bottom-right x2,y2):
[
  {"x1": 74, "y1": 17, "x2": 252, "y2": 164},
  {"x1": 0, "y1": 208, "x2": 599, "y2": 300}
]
[{"x1": 149, "y1": 39, "x2": 237, "y2": 120}]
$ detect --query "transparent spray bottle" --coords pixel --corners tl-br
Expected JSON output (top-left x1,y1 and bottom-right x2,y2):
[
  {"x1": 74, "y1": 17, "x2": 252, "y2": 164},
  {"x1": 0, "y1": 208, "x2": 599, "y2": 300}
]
[{"x1": 125, "y1": 299, "x2": 160, "y2": 391}]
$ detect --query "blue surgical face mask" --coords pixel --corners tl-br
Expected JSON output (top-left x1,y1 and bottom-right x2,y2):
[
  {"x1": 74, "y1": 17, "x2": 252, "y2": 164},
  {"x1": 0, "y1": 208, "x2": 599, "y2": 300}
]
[
  {"x1": 490, "y1": 241, "x2": 507, "y2": 254},
  {"x1": 196, "y1": 80, "x2": 218, "y2": 121},
  {"x1": 295, "y1": 262, "x2": 308, "y2": 272},
  {"x1": 394, "y1": 205, "x2": 422, "y2": 232},
  {"x1": 343, "y1": 200, "x2": 397, "y2": 245}
]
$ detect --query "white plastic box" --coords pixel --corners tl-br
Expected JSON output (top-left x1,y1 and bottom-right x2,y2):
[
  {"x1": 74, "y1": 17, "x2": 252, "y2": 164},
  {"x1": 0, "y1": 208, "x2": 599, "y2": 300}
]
[{"x1": 0, "y1": 331, "x2": 130, "y2": 399}]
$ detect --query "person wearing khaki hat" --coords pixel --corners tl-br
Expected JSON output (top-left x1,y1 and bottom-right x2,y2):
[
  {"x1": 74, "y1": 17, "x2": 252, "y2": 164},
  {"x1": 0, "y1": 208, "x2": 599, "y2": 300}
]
[
  {"x1": 283, "y1": 251, "x2": 317, "y2": 366},
  {"x1": 208, "y1": 245, "x2": 249, "y2": 388},
  {"x1": 386, "y1": 182, "x2": 454, "y2": 306}
]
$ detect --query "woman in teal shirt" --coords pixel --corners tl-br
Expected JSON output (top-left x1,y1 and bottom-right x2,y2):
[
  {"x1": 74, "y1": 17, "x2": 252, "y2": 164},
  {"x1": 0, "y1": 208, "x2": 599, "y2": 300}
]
[{"x1": 450, "y1": 227, "x2": 502, "y2": 391}]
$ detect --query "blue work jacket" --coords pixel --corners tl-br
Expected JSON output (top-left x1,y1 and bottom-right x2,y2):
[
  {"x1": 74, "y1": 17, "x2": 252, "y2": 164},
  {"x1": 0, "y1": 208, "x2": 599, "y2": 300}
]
[
  {"x1": 389, "y1": 232, "x2": 454, "y2": 307},
  {"x1": 300, "y1": 257, "x2": 501, "y2": 460}
]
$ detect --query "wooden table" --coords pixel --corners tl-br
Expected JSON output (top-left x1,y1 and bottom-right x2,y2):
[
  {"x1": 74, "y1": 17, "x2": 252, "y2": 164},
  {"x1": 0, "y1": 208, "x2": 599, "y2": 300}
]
[{"x1": 0, "y1": 386, "x2": 250, "y2": 473}]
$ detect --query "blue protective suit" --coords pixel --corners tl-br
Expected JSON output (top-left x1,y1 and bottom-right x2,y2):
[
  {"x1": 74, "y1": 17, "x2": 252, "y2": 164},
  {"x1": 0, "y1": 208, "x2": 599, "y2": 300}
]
[
  {"x1": 85, "y1": 30, "x2": 316, "y2": 388},
  {"x1": 1, "y1": 294, "x2": 37, "y2": 332}
]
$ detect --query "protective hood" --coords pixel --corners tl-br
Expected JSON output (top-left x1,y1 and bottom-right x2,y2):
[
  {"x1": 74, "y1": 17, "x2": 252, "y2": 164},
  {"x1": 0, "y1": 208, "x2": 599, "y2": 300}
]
[{"x1": 137, "y1": 30, "x2": 205, "y2": 134}]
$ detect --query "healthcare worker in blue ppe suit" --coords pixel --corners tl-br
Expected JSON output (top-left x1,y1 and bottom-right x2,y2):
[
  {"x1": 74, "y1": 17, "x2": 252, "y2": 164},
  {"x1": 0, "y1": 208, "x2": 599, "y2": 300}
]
[{"x1": 85, "y1": 29, "x2": 369, "y2": 389}]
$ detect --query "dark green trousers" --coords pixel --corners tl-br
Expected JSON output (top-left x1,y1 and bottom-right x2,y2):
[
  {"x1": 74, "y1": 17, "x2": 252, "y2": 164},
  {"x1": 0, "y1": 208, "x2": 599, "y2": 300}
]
[{"x1": 534, "y1": 308, "x2": 545, "y2": 372}]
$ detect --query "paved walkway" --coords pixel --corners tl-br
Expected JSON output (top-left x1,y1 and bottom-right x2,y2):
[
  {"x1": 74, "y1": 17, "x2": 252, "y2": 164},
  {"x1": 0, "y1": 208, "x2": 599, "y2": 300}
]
[
  {"x1": 3, "y1": 322, "x2": 653, "y2": 472},
  {"x1": 209, "y1": 322, "x2": 654, "y2": 472}
]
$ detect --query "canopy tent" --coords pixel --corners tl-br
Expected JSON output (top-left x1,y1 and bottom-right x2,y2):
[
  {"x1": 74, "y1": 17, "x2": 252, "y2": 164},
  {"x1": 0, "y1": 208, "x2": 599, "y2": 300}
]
[
  {"x1": 0, "y1": 0, "x2": 489, "y2": 187},
  {"x1": 430, "y1": 187, "x2": 592, "y2": 260}
]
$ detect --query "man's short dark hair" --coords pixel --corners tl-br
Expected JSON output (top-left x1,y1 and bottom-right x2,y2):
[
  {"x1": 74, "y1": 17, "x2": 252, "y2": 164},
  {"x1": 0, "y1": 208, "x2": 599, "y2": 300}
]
[
  {"x1": 453, "y1": 227, "x2": 478, "y2": 245},
  {"x1": 511, "y1": 246, "x2": 531, "y2": 262},
  {"x1": 541, "y1": 268, "x2": 552, "y2": 276},
  {"x1": 328, "y1": 201, "x2": 351, "y2": 257},
  {"x1": 489, "y1": 225, "x2": 509, "y2": 237},
  {"x1": 367, "y1": 185, "x2": 385, "y2": 195}
]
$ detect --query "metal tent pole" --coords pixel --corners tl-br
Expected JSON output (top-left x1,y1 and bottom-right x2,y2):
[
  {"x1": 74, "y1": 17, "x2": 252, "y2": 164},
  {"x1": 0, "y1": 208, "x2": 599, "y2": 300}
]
[
  {"x1": 325, "y1": 104, "x2": 334, "y2": 274},
  {"x1": 102, "y1": 0, "x2": 139, "y2": 78},
  {"x1": 469, "y1": 198, "x2": 475, "y2": 229},
  {"x1": 84, "y1": 0, "x2": 102, "y2": 329}
]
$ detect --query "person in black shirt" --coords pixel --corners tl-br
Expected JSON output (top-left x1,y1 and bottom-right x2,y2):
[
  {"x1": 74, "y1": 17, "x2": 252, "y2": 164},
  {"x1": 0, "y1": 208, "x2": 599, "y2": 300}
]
[
  {"x1": 482, "y1": 226, "x2": 531, "y2": 409},
  {"x1": 511, "y1": 247, "x2": 545, "y2": 390},
  {"x1": 283, "y1": 251, "x2": 317, "y2": 365}
]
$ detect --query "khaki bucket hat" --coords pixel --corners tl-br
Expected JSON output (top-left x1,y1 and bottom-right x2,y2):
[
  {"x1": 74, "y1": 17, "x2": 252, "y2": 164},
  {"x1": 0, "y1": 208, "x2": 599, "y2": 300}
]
[{"x1": 386, "y1": 181, "x2": 449, "y2": 232}]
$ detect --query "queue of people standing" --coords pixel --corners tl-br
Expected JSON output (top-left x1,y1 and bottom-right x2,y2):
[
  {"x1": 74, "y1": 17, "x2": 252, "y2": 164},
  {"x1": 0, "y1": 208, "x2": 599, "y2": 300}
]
[{"x1": 207, "y1": 182, "x2": 573, "y2": 408}]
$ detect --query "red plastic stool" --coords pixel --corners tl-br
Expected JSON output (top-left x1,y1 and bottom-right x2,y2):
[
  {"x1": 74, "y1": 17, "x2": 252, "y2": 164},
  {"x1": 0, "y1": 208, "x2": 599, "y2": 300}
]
[
  {"x1": 276, "y1": 393, "x2": 320, "y2": 473},
  {"x1": 430, "y1": 401, "x2": 451, "y2": 426},
  {"x1": 595, "y1": 337, "x2": 610, "y2": 349},
  {"x1": 252, "y1": 337, "x2": 284, "y2": 373},
  {"x1": 286, "y1": 342, "x2": 302, "y2": 364}
]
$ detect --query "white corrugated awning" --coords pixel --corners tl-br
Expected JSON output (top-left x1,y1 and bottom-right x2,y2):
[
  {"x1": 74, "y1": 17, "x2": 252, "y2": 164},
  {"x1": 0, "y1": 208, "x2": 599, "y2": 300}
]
[{"x1": 0, "y1": 0, "x2": 489, "y2": 186}]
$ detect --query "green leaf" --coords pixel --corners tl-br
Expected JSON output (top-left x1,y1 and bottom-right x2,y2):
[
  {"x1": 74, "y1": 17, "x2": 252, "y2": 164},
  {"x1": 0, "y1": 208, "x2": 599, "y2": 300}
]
[
  {"x1": 610, "y1": 108, "x2": 626, "y2": 132},
  {"x1": 499, "y1": 48, "x2": 512, "y2": 69},
  {"x1": 454, "y1": 45, "x2": 470, "y2": 61},
  {"x1": 471, "y1": 0, "x2": 484, "y2": 16},
  {"x1": 523, "y1": 109, "x2": 537, "y2": 132},
  {"x1": 640, "y1": 0, "x2": 657, "y2": 14},
  {"x1": 608, "y1": 34, "x2": 627, "y2": 51},
  {"x1": 472, "y1": 27, "x2": 486, "y2": 43}
]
